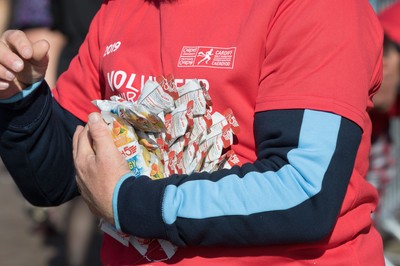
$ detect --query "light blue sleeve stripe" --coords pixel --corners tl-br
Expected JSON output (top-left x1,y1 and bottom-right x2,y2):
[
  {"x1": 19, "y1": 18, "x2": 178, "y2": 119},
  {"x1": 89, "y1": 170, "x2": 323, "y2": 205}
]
[
  {"x1": 0, "y1": 80, "x2": 43, "y2": 104},
  {"x1": 112, "y1": 172, "x2": 135, "y2": 231},
  {"x1": 162, "y1": 110, "x2": 341, "y2": 225}
]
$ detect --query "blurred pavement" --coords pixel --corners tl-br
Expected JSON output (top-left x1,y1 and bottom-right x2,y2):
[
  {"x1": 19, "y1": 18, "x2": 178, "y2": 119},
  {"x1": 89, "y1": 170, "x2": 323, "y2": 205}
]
[
  {"x1": 0, "y1": 160, "x2": 102, "y2": 266},
  {"x1": 0, "y1": 161, "x2": 64, "y2": 266}
]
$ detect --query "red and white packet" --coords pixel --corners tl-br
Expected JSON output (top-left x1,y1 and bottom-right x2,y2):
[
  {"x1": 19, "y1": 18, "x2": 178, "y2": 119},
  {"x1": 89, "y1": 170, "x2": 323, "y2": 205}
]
[{"x1": 93, "y1": 76, "x2": 242, "y2": 262}]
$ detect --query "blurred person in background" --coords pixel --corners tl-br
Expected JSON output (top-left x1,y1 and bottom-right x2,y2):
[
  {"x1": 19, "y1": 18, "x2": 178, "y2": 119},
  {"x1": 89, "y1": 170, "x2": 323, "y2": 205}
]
[
  {"x1": 368, "y1": 2, "x2": 400, "y2": 264},
  {"x1": 368, "y1": 0, "x2": 400, "y2": 224},
  {"x1": 50, "y1": 2, "x2": 103, "y2": 265},
  {"x1": 52, "y1": 0, "x2": 103, "y2": 77},
  {"x1": 0, "y1": 0, "x2": 11, "y2": 34}
]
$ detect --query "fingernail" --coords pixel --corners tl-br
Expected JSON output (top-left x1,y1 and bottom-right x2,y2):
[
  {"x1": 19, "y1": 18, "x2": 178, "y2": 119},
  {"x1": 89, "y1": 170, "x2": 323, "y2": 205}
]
[
  {"x1": 13, "y1": 60, "x2": 23, "y2": 71},
  {"x1": 0, "y1": 81, "x2": 9, "y2": 89},
  {"x1": 88, "y1": 112, "x2": 101, "y2": 124},
  {"x1": 5, "y1": 71, "x2": 15, "y2": 81},
  {"x1": 22, "y1": 48, "x2": 32, "y2": 58}
]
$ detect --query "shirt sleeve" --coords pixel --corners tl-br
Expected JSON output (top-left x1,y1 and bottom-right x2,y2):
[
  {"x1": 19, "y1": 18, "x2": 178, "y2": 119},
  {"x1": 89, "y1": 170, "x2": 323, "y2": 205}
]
[
  {"x1": 113, "y1": 109, "x2": 362, "y2": 247},
  {"x1": 256, "y1": 0, "x2": 383, "y2": 127},
  {"x1": 0, "y1": 82, "x2": 84, "y2": 206}
]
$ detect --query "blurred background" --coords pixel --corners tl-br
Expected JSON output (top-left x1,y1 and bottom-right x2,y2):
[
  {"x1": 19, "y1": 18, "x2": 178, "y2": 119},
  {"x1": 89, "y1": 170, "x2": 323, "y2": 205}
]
[
  {"x1": 0, "y1": 1, "x2": 104, "y2": 265},
  {"x1": 1, "y1": 0, "x2": 400, "y2": 265}
]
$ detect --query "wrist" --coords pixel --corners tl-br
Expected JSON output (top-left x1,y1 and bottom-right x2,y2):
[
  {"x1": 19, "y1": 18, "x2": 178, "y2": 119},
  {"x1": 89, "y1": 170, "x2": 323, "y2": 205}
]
[
  {"x1": 112, "y1": 172, "x2": 135, "y2": 231},
  {"x1": 0, "y1": 79, "x2": 43, "y2": 104},
  {"x1": 13, "y1": 77, "x2": 33, "y2": 90}
]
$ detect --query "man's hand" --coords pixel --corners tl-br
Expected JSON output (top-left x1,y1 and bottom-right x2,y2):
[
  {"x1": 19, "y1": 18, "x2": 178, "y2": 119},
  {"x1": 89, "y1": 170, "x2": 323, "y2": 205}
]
[
  {"x1": 0, "y1": 30, "x2": 49, "y2": 99},
  {"x1": 73, "y1": 112, "x2": 131, "y2": 224}
]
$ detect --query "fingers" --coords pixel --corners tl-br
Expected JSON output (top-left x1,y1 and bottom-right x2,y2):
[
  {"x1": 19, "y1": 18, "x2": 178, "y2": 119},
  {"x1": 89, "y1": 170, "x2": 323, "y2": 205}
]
[
  {"x1": 0, "y1": 30, "x2": 31, "y2": 73},
  {"x1": 72, "y1": 125, "x2": 85, "y2": 160},
  {"x1": 73, "y1": 124, "x2": 94, "y2": 164},
  {"x1": 30, "y1": 39, "x2": 50, "y2": 68},
  {"x1": 0, "y1": 40, "x2": 24, "y2": 84},
  {"x1": 73, "y1": 125, "x2": 95, "y2": 201},
  {"x1": 1, "y1": 30, "x2": 33, "y2": 59},
  {"x1": 0, "y1": 30, "x2": 49, "y2": 86},
  {"x1": 0, "y1": 63, "x2": 14, "y2": 89},
  {"x1": 2, "y1": 30, "x2": 50, "y2": 66}
]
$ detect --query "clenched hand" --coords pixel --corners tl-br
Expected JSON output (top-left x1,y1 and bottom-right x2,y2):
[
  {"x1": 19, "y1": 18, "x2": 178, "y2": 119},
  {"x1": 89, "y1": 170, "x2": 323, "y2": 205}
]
[
  {"x1": 73, "y1": 112, "x2": 131, "y2": 224},
  {"x1": 0, "y1": 30, "x2": 49, "y2": 99}
]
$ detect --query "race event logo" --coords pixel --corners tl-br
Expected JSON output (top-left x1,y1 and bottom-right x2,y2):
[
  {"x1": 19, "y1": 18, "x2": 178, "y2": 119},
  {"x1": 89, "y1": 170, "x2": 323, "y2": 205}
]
[{"x1": 178, "y1": 46, "x2": 236, "y2": 69}]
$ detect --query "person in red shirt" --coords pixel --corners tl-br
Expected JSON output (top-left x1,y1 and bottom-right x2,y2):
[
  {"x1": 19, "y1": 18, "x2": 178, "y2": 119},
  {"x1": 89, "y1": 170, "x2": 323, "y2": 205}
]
[{"x1": 0, "y1": 0, "x2": 386, "y2": 265}]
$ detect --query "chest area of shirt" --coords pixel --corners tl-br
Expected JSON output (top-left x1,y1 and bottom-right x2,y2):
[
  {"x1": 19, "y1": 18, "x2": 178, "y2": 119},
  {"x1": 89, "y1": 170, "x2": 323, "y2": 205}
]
[{"x1": 99, "y1": 2, "x2": 270, "y2": 102}]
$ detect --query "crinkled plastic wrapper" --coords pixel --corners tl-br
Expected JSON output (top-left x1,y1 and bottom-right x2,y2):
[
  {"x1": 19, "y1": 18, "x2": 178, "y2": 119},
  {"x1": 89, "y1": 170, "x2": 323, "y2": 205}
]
[{"x1": 93, "y1": 75, "x2": 242, "y2": 262}]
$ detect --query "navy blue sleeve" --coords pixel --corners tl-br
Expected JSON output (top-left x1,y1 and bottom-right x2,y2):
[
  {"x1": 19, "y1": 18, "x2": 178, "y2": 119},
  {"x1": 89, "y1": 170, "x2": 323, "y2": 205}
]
[
  {"x1": 114, "y1": 109, "x2": 362, "y2": 247},
  {"x1": 0, "y1": 82, "x2": 84, "y2": 206}
]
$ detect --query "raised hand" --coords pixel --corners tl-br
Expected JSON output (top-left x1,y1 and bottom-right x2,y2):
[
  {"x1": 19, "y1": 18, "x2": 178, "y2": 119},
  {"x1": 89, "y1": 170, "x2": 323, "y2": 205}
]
[{"x1": 0, "y1": 29, "x2": 50, "y2": 99}]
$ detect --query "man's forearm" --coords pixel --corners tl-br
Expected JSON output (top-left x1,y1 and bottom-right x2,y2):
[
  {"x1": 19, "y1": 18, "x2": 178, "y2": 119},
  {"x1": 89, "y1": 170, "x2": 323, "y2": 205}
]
[{"x1": 0, "y1": 81, "x2": 83, "y2": 206}]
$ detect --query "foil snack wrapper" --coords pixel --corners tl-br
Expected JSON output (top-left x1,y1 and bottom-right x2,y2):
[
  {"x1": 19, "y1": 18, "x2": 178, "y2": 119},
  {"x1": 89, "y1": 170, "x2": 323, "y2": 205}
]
[{"x1": 94, "y1": 75, "x2": 242, "y2": 262}]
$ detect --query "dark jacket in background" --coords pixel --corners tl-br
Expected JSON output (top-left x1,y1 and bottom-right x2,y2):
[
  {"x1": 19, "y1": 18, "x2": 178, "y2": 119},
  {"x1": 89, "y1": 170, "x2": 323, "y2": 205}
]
[{"x1": 52, "y1": 0, "x2": 103, "y2": 76}]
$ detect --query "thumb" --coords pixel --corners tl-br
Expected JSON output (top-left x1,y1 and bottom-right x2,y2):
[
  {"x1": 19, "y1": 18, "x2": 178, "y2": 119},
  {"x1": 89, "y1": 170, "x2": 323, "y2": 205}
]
[
  {"x1": 87, "y1": 112, "x2": 117, "y2": 154},
  {"x1": 16, "y1": 39, "x2": 50, "y2": 86},
  {"x1": 30, "y1": 39, "x2": 50, "y2": 67}
]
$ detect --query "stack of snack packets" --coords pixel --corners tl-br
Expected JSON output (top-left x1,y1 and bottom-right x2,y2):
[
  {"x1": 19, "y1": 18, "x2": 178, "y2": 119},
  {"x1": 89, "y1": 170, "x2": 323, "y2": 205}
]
[{"x1": 92, "y1": 75, "x2": 242, "y2": 261}]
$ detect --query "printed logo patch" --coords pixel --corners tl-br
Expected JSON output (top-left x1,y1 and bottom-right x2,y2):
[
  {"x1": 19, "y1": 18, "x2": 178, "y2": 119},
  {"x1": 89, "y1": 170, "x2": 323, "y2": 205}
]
[{"x1": 178, "y1": 46, "x2": 236, "y2": 69}]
